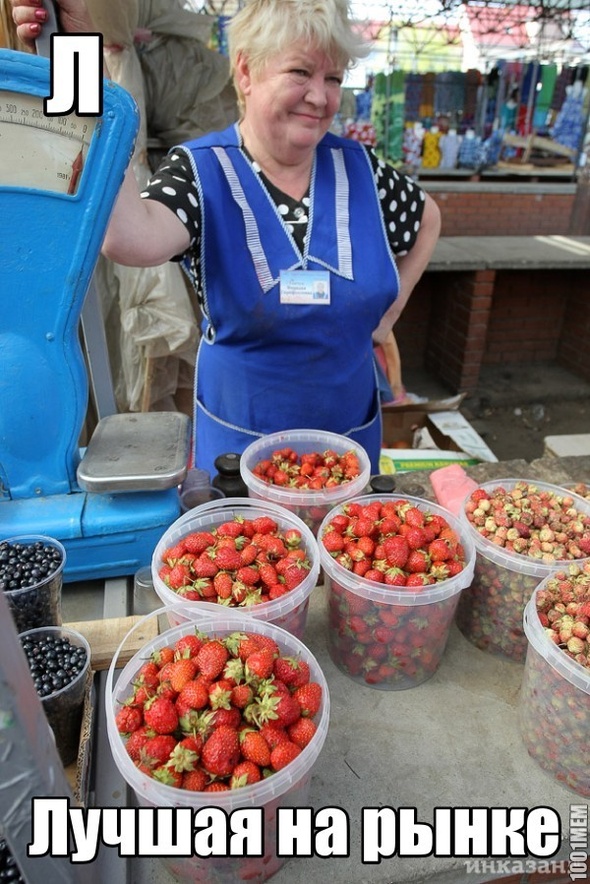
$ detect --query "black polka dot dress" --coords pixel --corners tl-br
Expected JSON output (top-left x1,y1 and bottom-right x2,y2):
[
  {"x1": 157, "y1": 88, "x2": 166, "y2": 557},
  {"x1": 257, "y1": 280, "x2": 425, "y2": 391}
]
[{"x1": 141, "y1": 144, "x2": 426, "y2": 306}]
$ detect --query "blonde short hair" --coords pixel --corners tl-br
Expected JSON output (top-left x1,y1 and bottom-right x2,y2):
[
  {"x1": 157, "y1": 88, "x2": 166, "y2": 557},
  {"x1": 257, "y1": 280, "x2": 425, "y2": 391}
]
[{"x1": 227, "y1": 0, "x2": 371, "y2": 113}]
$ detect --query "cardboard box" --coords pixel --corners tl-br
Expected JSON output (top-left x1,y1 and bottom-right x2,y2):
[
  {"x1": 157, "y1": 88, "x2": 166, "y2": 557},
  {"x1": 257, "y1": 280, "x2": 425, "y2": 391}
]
[
  {"x1": 65, "y1": 669, "x2": 95, "y2": 806},
  {"x1": 380, "y1": 398, "x2": 498, "y2": 473}
]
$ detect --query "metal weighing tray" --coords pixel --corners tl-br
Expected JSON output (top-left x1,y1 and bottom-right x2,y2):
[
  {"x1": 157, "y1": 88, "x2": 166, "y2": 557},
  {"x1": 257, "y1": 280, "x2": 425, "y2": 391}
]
[{"x1": 76, "y1": 412, "x2": 191, "y2": 493}]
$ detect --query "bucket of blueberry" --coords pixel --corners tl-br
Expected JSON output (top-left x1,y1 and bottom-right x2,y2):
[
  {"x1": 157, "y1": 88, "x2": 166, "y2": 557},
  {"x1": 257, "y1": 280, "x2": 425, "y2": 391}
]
[
  {"x1": 19, "y1": 625, "x2": 91, "y2": 766},
  {"x1": 1, "y1": 535, "x2": 65, "y2": 633}
]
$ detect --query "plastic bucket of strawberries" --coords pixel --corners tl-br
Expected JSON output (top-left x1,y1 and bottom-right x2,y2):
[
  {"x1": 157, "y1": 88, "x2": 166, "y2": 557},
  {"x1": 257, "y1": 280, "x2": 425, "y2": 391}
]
[
  {"x1": 106, "y1": 607, "x2": 329, "y2": 882},
  {"x1": 519, "y1": 563, "x2": 590, "y2": 797},
  {"x1": 239, "y1": 429, "x2": 372, "y2": 536},
  {"x1": 456, "y1": 479, "x2": 590, "y2": 663},
  {"x1": 318, "y1": 493, "x2": 476, "y2": 690},
  {"x1": 152, "y1": 498, "x2": 320, "y2": 640}
]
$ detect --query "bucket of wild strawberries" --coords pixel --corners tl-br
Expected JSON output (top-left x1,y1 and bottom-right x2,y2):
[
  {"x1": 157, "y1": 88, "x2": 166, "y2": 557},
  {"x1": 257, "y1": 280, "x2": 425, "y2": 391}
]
[
  {"x1": 240, "y1": 429, "x2": 371, "y2": 536},
  {"x1": 456, "y1": 479, "x2": 590, "y2": 663},
  {"x1": 152, "y1": 498, "x2": 320, "y2": 640},
  {"x1": 318, "y1": 493, "x2": 476, "y2": 690},
  {"x1": 106, "y1": 608, "x2": 329, "y2": 883},
  {"x1": 519, "y1": 563, "x2": 590, "y2": 797}
]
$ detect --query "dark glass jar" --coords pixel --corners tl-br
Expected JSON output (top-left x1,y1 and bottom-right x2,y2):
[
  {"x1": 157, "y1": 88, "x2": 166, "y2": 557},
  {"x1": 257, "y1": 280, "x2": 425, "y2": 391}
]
[
  {"x1": 212, "y1": 453, "x2": 249, "y2": 498},
  {"x1": 368, "y1": 474, "x2": 396, "y2": 494}
]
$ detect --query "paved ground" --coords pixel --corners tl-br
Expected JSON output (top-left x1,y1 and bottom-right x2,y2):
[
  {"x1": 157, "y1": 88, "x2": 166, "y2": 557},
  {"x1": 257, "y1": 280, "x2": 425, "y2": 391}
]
[{"x1": 403, "y1": 361, "x2": 590, "y2": 464}]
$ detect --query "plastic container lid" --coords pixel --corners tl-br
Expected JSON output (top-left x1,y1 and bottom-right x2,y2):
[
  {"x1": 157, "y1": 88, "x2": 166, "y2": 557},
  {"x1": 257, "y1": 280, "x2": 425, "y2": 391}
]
[
  {"x1": 105, "y1": 607, "x2": 330, "y2": 809},
  {"x1": 318, "y1": 493, "x2": 476, "y2": 607},
  {"x1": 459, "y1": 478, "x2": 590, "y2": 577}
]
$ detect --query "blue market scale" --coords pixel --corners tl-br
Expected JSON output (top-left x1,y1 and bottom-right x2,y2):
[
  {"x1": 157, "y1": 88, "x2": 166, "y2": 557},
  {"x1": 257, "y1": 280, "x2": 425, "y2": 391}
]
[{"x1": 0, "y1": 49, "x2": 189, "y2": 581}]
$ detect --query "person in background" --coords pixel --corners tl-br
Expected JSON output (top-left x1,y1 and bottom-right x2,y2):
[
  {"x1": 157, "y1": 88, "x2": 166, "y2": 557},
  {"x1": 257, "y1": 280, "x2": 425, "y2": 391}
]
[{"x1": 12, "y1": 0, "x2": 441, "y2": 476}]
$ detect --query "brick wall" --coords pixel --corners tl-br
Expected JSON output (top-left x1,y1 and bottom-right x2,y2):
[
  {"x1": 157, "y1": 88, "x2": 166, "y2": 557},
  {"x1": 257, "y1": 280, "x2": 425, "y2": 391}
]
[
  {"x1": 426, "y1": 188, "x2": 575, "y2": 236},
  {"x1": 396, "y1": 267, "x2": 590, "y2": 392}
]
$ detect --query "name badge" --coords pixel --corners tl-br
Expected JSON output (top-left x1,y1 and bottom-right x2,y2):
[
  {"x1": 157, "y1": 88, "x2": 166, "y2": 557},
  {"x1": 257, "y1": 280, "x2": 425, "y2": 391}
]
[{"x1": 279, "y1": 270, "x2": 330, "y2": 305}]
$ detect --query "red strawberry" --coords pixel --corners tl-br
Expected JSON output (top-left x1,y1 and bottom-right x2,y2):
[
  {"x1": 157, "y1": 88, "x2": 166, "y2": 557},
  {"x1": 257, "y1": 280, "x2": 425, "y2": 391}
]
[
  {"x1": 168, "y1": 737, "x2": 200, "y2": 773},
  {"x1": 166, "y1": 563, "x2": 192, "y2": 590},
  {"x1": 272, "y1": 692, "x2": 301, "y2": 727},
  {"x1": 139, "y1": 734, "x2": 177, "y2": 769},
  {"x1": 259, "y1": 723, "x2": 290, "y2": 750},
  {"x1": 216, "y1": 520, "x2": 244, "y2": 538},
  {"x1": 405, "y1": 526, "x2": 426, "y2": 550},
  {"x1": 162, "y1": 542, "x2": 186, "y2": 563},
  {"x1": 403, "y1": 506, "x2": 425, "y2": 527},
  {"x1": 143, "y1": 696, "x2": 179, "y2": 734},
  {"x1": 293, "y1": 682, "x2": 322, "y2": 717},
  {"x1": 230, "y1": 683, "x2": 254, "y2": 709},
  {"x1": 212, "y1": 545, "x2": 243, "y2": 571},
  {"x1": 230, "y1": 760, "x2": 262, "y2": 788},
  {"x1": 273, "y1": 656, "x2": 310, "y2": 688},
  {"x1": 251, "y1": 516, "x2": 278, "y2": 534},
  {"x1": 270, "y1": 740, "x2": 301, "y2": 771},
  {"x1": 236, "y1": 565, "x2": 259, "y2": 586},
  {"x1": 182, "y1": 531, "x2": 216, "y2": 554},
  {"x1": 384, "y1": 567, "x2": 407, "y2": 586},
  {"x1": 169, "y1": 658, "x2": 198, "y2": 693},
  {"x1": 174, "y1": 634, "x2": 204, "y2": 659},
  {"x1": 240, "y1": 729, "x2": 271, "y2": 767},
  {"x1": 281, "y1": 561, "x2": 309, "y2": 590},
  {"x1": 176, "y1": 678, "x2": 210, "y2": 715},
  {"x1": 153, "y1": 763, "x2": 184, "y2": 788},
  {"x1": 201, "y1": 725, "x2": 240, "y2": 777},
  {"x1": 245, "y1": 647, "x2": 276, "y2": 680},
  {"x1": 246, "y1": 633, "x2": 280, "y2": 657},
  {"x1": 183, "y1": 767, "x2": 208, "y2": 791},
  {"x1": 406, "y1": 549, "x2": 430, "y2": 573},
  {"x1": 115, "y1": 704, "x2": 143, "y2": 734},
  {"x1": 125, "y1": 725, "x2": 152, "y2": 762},
  {"x1": 196, "y1": 640, "x2": 229, "y2": 679},
  {"x1": 288, "y1": 716, "x2": 317, "y2": 749},
  {"x1": 406, "y1": 573, "x2": 435, "y2": 587},
  {"x1": 383, "y1": 535, "x2": 409, "y2": 569},
  {"x1": 192, "y1": 554, "x2": 219, "y2": 579},
  {"x1": 428, "y1": 538, "x2": 453, "y2": 562},
  {"x1": 238, "y1": 543, "x2": 257, "y2": 567},
  {"x1": 258, "y1": 562, "x2": 279, "y2": 587},
  {"x1": 213, "y1": 571, "x2": 234, "y2": 600}
]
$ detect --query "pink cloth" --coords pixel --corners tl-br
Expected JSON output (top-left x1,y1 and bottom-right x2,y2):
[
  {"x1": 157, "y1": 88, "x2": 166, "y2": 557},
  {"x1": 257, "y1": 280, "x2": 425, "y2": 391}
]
[{"x1": 430, "y1": 464, "x2": 479, "y2": 517}]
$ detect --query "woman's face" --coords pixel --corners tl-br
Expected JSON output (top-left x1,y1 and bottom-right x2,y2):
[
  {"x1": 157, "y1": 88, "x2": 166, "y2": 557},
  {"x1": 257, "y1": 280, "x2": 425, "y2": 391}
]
[{"x1": 237, "y1": 43, "x2": 344, "y2": 158}]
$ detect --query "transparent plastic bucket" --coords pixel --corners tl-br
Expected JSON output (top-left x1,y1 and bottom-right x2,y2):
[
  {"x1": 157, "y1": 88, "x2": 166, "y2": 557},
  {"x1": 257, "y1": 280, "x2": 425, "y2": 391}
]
[
  {"x1": 318, "y1": 493, "x2": 476, "y2": 690},
  {"x1": 456, "y1": 479, "x2": 590, "y2": 662},
  {"x1": 240, "y1": 429, "x2": 371, "y2": 536},
  {"x1": 520, "y1": 589, "x2": 590, "y2": 797},
  {"x1": 152, "y1": 498, "x2": 320, "y2": 639},
  {"x1": 106, "y1": 607, "x2": 330, "y2": 882}
]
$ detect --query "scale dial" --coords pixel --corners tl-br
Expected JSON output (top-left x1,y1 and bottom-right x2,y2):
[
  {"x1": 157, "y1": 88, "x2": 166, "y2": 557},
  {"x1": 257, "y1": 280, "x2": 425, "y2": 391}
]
[{"x1": 0, "y1": 89, "x2": 97, "y2": 194}]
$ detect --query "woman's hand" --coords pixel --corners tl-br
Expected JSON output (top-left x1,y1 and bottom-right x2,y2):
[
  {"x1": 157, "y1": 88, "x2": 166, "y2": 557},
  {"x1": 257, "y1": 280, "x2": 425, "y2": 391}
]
[{"x1": 10, "y1": 0, "x2": 93, "y2": 45}]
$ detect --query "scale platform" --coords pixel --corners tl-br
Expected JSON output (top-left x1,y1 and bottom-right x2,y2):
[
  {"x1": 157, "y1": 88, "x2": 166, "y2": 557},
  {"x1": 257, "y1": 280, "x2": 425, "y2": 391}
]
[{"x1": 0, "y1": 49, "x2": 188, "y2": 580}]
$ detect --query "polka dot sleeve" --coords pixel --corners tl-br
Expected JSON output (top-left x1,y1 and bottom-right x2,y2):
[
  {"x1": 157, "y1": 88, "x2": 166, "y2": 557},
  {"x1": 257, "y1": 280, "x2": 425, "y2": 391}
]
[
  {"x1": 141, "y1": 145, "x2": 427, "y2": 263},
  {"x1": 364, "y1": 146, "x2": 426, "y2": 256},
  {"x1": 140, "y1": 149, "x2": 201, "y2": 254}
]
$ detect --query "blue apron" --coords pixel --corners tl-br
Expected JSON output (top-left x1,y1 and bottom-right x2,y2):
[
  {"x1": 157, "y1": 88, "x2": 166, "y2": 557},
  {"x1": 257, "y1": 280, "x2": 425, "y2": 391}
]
[{"x1": 178, "y1": 125, "x2": 399, "y2": 476}]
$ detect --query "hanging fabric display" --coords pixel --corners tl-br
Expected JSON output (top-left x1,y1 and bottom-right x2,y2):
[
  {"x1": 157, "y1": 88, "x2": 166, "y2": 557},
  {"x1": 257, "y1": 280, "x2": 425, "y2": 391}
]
[
  {"x1": 551, "y1": 80, "x2": 586, "y2": 152},
  {"x1": 402, "y1": 122, "x2": 424, "y2": 168},
  {"x1": 372, "y1": 70, "x2": 405, "y2": 162},
  {"x1": 533, "y1": 63, "x2": 558, "y2": 130},
  {"x1": 439, "y1": 129, "x2": 461, "y2": 168},
  {"x1": 421, "y1": 127, "x2": 442, "y2": 167}
]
